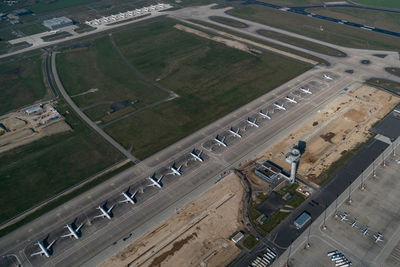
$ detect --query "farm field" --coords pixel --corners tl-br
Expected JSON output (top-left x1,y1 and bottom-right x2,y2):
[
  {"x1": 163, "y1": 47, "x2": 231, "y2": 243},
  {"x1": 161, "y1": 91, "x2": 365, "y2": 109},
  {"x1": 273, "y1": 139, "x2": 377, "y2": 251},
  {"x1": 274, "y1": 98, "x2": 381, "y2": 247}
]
[
  {"x1": 98, "y1": 19, "x2": 311, "y2": 159},
  {"x1": 0, "y1": 55, "x2": 47, "y2": 115},
  {"x1": 307, "y1": 7, "x2": 400, "y2": 33},
  {"x1": 0, "y1": 99, "x2": 123, "y2": 225},
  {"x1": 228, "y1": 5, "x2": 400, "y2": 51}
]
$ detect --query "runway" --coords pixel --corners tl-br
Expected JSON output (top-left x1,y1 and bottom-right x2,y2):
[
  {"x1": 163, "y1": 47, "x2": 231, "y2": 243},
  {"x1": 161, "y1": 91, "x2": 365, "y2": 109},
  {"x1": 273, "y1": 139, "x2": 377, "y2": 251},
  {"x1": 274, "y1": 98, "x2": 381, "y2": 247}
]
[{"x1": 1, "y1": 4, "x2": 400, "y2": 267}]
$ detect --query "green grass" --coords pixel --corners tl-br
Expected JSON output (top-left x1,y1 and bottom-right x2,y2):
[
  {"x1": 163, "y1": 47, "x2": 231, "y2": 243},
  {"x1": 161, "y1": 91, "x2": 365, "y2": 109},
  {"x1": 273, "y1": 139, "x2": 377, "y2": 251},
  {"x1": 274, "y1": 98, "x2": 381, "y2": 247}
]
[
  {"x1": 29, "y1": 0, "x2": 97, "y2": 13},
  {"x1": 258, "y1": 29, "x2": 346, "y2": 57},
  {"x1": 41, "y1": 31, "x2": 72, "y2": 42},
  {"x1": 307, "y1": 7, "x2": 400, "y2": 32},
  {"x1": 19, "y1": 23, "x2": 48, "y2": 35},
  {"x1": 242, "y1": 233, "x2": 259, "y2": 250},
  {"x1": 260, "y1": 211, "x2": 290, "y2": 233},
  {"x1": 189, "y1": 19, "x2": 329, "y2": 65},
  {"x1": 0, "y1": 99, "x2": 123, "y2": 224},
  {"x1": 56, "y1": 36, "x2": 169, "y2": 112},
  {"x1": 0, "y1": 55, "x2": 46, "y2": 115},
  {"x1": 209, "y1": 16, "x2": 248, "y2": 28},
  {"x1": 0, "y1": 161, "x2": 133, "y2": 238},
  {"x1": 256, "y1": 0, "x2": 325, "y2": 6},
  {"x1": 229, "y1": 5, "x2": 400, "y2": 51},
  {"x1": 352, "y1": 0, "x2": 400, "y2": 9},
  {"x1": 103, "y1": 19, "x2": 311, "y2": 159}
]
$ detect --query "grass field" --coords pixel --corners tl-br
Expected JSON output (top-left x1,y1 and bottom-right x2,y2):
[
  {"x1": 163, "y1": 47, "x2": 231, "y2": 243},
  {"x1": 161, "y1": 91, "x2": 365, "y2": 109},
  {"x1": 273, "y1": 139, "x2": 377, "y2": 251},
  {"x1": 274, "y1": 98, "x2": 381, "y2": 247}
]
[
  {"x1": 56, "y1": 36, "x2": 169, "y2": 120},
  {"x1": 100, "y1": 19, "x2": 310, "y2": 159},
  {"x1": 307, "y1": 7, "x2": 400, "y2": 32},
  {"x1": 229, "y1": 5, "x2": 400, "y2": 51},
  {"x1": 352, "y1": 0, "x2": 400, "y2": 9},
  {"x1": 28, "y1": 0, "x2": 97, "y2": 13},
  {"x1": 0, "y1": 99, "x2": 123, "y2": 224},
  {"x1": 0, "y1": 55, "x2": 46, "y2": 115},
  {"x1": 258, "y1": 29, "x2": 345, "y2": 57},
  {"x1": 209, "y1": 16, "x2": 248, "y2": 28},
  {"x1": 256, "y1": 0, "x2": 325, "y2": 6},
  {"x1": 19, "y1": 23, "x2": 48, "y2": 36}
]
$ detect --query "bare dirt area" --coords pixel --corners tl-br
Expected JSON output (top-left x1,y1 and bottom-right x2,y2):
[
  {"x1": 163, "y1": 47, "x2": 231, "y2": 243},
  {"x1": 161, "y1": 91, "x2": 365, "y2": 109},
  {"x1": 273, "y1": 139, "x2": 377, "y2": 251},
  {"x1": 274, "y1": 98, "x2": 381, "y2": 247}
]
[
  {"x1": 0, "y1": 103, "x2": 70, "y2": 153},
  {"x1": 258, "y1": 85, "x2": 399, "y2": 184},
  {"x1": 101, "y1": 173, "x2": 245, "y2": 267}
]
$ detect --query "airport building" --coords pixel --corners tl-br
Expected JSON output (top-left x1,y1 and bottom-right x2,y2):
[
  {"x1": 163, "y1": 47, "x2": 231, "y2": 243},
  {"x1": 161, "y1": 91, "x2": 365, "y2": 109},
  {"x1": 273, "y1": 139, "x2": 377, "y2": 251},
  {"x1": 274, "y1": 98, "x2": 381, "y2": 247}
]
[
  {"x1": 42, "y1": 16, "x2": 73, "y2": 30},
  {"x1": 294, "y1": 211, "x2": 311, "y2": 229},
  {"x1": 254, "y1": 161, "x2": 287, "y2": 184}
]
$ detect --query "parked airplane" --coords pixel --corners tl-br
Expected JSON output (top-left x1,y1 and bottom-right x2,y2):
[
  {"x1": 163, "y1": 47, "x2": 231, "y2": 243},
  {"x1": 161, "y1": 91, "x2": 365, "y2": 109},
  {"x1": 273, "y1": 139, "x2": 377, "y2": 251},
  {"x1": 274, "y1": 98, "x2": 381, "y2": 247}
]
[
  {"x1": 119, "y1": 188, "x2": 138, "y2": 205},
  {"x1": 93, "y1": 204, "x2": 114, "y2": 220},
  {"x1": 49, "y1": 30, "x2": 60, "y2": 34},
  {"x1": 147, "y1": 173, "x2": 164, "y2": 188},
  {"x1": 228, "y1": 127, "x2": 242, "y2": 138},
  {"x1": 214, "y1": 135, "x2": 227, "y2": 147},
  {"x1": 61, "y1": 223, "x2": 84, "y2": 239},
  {"x1": 169, "y1": 163, "x2": 183, "y2": 176},
  {"x1": 361, "y1": 225, "x2": 369, "y2": 236},
  {"x1": 323, "y1": 74, "x2": 333, "y2": 80},
  {"x1": 31, "y1": 240, "x2": 56, "y2": 258},
  {"x1": 339, "y1": 212, "x2": 349, "y2": 222},
  {"x1": 274, "y1": 102, "x2": 286, "y2": 111},
  {"x1": 374, "y1": 232, "x2": 384, "y2": 243},
  {"x1": 394, "y1": 109, "x2": 400, "y2": 114},
  {"x1": 285, "y1": 96, "x2": 297, "y2": 104},
  {"x1": 190, "y1": 149, "x2": 204, "y2": 162},
  {"x1": 259, "y1": 110, "x2": 271, "y2": 119},
  {"x1": 247, "y1": 117, "x2": 259, "y2": 128},
  {"x1": 350, "y1": 218, "x2": 358, "y2": 228},
  {"x1": 300, "y1": 87, "x2": 312, "y2": 94}
]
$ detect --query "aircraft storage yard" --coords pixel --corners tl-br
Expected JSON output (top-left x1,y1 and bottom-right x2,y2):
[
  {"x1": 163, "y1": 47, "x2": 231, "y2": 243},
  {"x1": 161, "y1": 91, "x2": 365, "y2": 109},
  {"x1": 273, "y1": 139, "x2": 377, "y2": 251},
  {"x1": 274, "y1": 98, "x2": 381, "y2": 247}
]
[{"x1": 1, "y1": 1, "x2": 400, "y2": 267}]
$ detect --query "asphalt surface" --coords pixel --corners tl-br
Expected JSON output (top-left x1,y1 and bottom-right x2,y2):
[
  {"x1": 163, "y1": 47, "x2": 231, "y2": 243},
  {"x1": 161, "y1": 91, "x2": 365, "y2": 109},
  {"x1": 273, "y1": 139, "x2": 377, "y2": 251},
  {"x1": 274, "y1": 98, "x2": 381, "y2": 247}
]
[
  {"x1": 1, "y1": 4, "x2": 400, "y2": 267},
  {"x1": 372, "y1": 106, "x2": 400, "y2": 141},
  {"x1": 272, "y1": 139, "x2": 400, "y2": 267},
  {"x1": 237, "y1": 0, "x2": 400, "y2": 38}
]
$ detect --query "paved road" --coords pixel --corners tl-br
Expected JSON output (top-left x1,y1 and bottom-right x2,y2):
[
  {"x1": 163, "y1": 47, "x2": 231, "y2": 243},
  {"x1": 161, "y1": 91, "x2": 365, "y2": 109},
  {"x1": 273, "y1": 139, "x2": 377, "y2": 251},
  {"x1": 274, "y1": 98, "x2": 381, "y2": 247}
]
[
  {"x1": 50, "y1": 52, "x2": 140, "y2": 163},
  {"x1": 1, "y1": 4, "x2": 400, "y2": 267},
  {"x1": 239, "y1": 0, "x2": 400, "y2": 37}
]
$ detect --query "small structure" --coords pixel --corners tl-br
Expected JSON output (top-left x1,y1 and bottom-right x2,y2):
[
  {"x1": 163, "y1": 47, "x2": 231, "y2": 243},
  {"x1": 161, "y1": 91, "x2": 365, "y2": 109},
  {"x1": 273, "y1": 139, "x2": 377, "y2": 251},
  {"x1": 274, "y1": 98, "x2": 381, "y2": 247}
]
[
  {"x1": 294, "y1": 211, "x2": 311, "y2": 229},
  {"x1": 24, "y1": 104, "x2": 43, "y2": 115},
  {"x1": 256, "y1": 214, "x2": 268, "y2": 225},
  {"x1": 13, "y1": 9, "x2": 32, "y2": 16},
  {"x1": 43, "y1": 16, "x2": 73, "y2": 30},
  {"x1": 231, "y1": 231, "x2": 245, "y2": 243}
]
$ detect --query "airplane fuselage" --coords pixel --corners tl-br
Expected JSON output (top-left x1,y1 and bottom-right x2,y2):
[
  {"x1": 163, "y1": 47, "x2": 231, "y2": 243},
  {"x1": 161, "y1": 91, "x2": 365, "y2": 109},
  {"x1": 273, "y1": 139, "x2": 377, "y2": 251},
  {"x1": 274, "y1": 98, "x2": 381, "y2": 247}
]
[
  {"x1": 259, "y1": 111, "x2": 271, "y2": 119},
  {"x1": 122, "y1": 192, "x2": 135, "y2": 204},
  {"x1": 285, "y1": 96, "x2": 297, "y2": 103},
  {"x1": 38, "y1": 242, "x2": 50, "y2": 258},
  {"x1": 228, "y1": 129, "x2": 242, "y2": 138},
  {"x1": 66, "y1": 225, "x2": 79, "y2": 239},
  {"x1": 274, "y1": 103, "x2": 286, "y2": 111},
  {"x1": 148, "y1": 176, "x2": 162, "y2": 188},
  {"x1": 98, "y1": 206, "x2": 112, "y2": 220},
  {"x1": 170, "y1": 167, "x2": 182, "y2": 176},
  {"x1": 214, "y1": 137, "x2": 227, "y2": 147},
  {"x1": 247, "y1": 119, "x2": 259, "y2": 128},
  {"x1": 190, "y1": 152, "x2": 203, "y2": 162}
]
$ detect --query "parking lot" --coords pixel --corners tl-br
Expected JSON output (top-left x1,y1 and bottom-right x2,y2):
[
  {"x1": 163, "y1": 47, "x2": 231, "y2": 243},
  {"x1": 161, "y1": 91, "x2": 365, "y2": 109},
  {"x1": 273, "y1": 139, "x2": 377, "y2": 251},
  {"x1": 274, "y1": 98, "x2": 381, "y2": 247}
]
[{"x1": 276, "y1": 141, "x2": 400, "y2": 266}]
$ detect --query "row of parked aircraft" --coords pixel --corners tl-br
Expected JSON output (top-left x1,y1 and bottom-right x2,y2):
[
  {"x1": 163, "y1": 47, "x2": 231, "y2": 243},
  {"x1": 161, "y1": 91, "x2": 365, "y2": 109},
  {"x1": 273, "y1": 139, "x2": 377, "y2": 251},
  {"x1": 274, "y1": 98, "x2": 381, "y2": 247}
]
[
  {"x1": 30, "y1": 76, "x2": 330, "y2": 258},
  {"x1": 31, "y1": 148, "x2": 206, "y2": 257},
  {"x1": 338, "y1": 212, "x2": 384, "y2": 243}
]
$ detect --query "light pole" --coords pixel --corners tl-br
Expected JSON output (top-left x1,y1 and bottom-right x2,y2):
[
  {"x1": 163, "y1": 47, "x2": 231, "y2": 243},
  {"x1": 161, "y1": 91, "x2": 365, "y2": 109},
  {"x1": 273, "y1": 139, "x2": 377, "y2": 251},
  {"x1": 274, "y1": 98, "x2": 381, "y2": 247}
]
[
  {"x1": 334, "y1": 194, "x2": 339, "y2": 217},
  {"x1": 306, "y1": 222, "x2": 311, "y2": 248},
  {"x1": 347, "y1": 180, "x2": 352, "y2": 204},
  {"x1": 322, "y1": 201, "x2": 327, "y2": 230},
  {"x1": 360, "y1": 170, "x2": 365, "y2": 191}
]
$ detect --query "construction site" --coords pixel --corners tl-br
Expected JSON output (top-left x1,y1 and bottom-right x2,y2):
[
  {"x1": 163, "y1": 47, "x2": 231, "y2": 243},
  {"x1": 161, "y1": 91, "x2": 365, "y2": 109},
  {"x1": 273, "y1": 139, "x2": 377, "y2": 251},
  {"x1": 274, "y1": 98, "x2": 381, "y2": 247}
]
[
  {"x1": 101, "y1": 173, "x2": 246, "y2": 267},
  {"x1": 256, "y1": 84, "x2": 399, "y2": 185},
  {"x1": 0, "y1": 103, "x2": 69, "y2": 153}
]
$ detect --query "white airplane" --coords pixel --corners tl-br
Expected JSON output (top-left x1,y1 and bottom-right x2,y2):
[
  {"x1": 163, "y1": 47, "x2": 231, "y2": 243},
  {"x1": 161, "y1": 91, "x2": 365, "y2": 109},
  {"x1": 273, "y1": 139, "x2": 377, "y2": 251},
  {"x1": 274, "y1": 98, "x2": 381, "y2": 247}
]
[
  {"x1": 247, "y1": 117, "x2": 259, "y2": 128},
  {"x1": 93, "y1": 204, "x2": 114, "y2": 220},
  {"x1": 30, "y1": 240, "x2": 56, "y2": 258},
  {"x1": 119, "y1": 189, "x2": 138, "y2": 205},
  {"x1": 339, "y1": 212, "x2": 349, "y2": 222},
  {"x1": 300, "y1": 87, "x2": 312, "y2": 94},
  {"x1": 274, "y1": 102, "x2": 286, "y2": 111},
  {"x1": 169, "y1": 163, "x2": 183, "y2": 176},
  {"x1": 49, "y1": 30, "x2": 60, "y2": 34},
  {"x1": 228, "y1": 127, "x2": 242, "y2": 138},
  {"x1": 259, "y1": 110, "x2": 271, "y2": 120},
  {"x1": 214, "y1": 135, "x2": 227, "y2": 147},
  {"x1": 397, "y1": 159, "x2": 400, "y2": 164},
  {"x1": 285, "y1": 96, "x2": 297, "y2": 104},
  {"x1": 361, "y1": 225, "x2": 369, "y2": 236},
  {"x1": 374, "y1": 232, "x2": 384, "y2": 243},
  {"x1": 323, "y1": 74, "x2": 333, "y2": 80},
  {"x1": 393, "y1": 109, "x2": 400, "y2": 114},
  {"x1": 147, "y1": 173, "x2": 164, "y2": 188},
  {"x1": 61, "y1": 223, "x2": 84, "y2": 239},
  {"x1": 190, "y1": 149, "x2": 204, "y2": 162},
  {"x1": 350, "y1": 218, "x2": 358, "y2": 228}
]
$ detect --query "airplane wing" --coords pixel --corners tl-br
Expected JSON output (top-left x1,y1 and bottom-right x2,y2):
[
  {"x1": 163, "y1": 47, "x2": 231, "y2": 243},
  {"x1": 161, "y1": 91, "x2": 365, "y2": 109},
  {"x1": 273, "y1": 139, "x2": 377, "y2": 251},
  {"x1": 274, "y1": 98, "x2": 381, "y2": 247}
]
[
  {"x1": 93, "y1": 214, "x2": 104, "y2": 219},
  {"x1": 47, "y1": 240, "x2": 56, "y2": 250},
  {"x1": 76, "y1": 223, "x2": 84, "y2": 232},
  {"x1": 107, "y1": 205, "x2": 115, "y2": 214},
  {"x1": 157, "y1": 175, "x2": 164, "y2": 183},
  {"x1": 61, "y1": 232, "x2": 74, "y2": 238},
  {"x1": 132, "y1": 190, "x2": 138, "y2": 198},
  {"x1": 119, "y1": 199, "x2": 129, "y2": 203},
  {"x1": 31, "y1": 250, "x2": 44, "y2": 257}
]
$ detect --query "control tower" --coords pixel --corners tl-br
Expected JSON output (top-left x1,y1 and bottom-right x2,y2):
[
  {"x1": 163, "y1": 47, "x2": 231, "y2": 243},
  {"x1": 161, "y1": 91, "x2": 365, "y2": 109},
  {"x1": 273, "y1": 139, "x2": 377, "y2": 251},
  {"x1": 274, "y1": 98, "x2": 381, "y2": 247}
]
[{"x1": 285, "y1": 145, "x2": 301, "y2": 184}]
